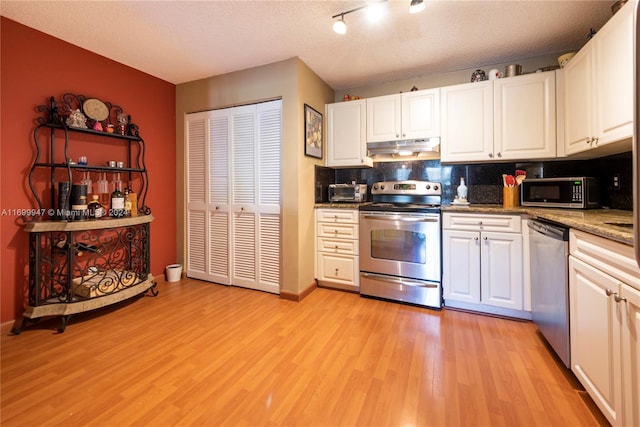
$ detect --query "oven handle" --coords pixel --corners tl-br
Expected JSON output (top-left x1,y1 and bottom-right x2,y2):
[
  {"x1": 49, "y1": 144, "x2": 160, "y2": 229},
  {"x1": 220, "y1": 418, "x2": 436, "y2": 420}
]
[
  {"x1": 361, "y1": 215, "x2": 439, "y2": 223},
  {"x1": 361, "y1": 272, "x2": 439, "y2": 288}
]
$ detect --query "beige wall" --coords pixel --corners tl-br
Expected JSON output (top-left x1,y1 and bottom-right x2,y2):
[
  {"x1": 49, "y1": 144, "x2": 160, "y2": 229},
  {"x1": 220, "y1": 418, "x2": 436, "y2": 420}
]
[
  {"x1": 176, "y1": 57, "x2": 333, "y2": 296},
  {"x1": 335, "y1": 52, "x2": 566, "y2": 101}
]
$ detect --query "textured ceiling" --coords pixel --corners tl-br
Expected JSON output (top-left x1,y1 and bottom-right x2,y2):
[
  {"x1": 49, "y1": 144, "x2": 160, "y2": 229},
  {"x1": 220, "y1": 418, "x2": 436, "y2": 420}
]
[{"x1": 1, "y1": 0, "x2": 615, "y2": 89}]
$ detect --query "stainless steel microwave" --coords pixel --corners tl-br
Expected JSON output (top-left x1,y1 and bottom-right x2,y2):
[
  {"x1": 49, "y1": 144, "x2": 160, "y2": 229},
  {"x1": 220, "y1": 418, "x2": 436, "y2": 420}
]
[
  {"x1": 328, "y1": 183, "x2": 367, "y2": 202},
  {"x1": 520, "y1": 177, "x2": 600, "y2": 209}
]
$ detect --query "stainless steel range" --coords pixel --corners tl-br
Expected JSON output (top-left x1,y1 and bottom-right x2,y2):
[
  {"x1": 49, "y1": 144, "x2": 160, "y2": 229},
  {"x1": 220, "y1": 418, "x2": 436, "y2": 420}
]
[{"x1": 359, "y1": 180, "x2": 442, "y2": 309}]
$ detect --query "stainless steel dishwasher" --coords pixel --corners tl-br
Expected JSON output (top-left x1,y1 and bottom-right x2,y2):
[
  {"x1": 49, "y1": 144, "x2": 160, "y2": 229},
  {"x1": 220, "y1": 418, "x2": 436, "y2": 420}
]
[{"x1": 528, "y1": 219, "x2": 570, "y2": 368}]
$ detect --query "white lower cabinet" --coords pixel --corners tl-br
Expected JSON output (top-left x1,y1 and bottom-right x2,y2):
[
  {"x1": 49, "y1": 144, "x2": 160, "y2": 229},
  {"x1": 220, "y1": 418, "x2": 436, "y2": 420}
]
[
  {"x1": 315, "y1": 208, "x2": 359, "y2": 291},
  {"x1": 569, "y1": 230, "x2": 640, "y2": 427},
  {"x1": 442, "y1": 213, "x2": 526, "y2": 318}
]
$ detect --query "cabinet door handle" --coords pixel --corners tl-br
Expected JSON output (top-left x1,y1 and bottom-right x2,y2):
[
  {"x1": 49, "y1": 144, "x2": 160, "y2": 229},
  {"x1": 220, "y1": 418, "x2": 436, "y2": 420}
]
[
  {"x1": 483, "y1": 236, "x2": 488, "y2": 240},
  {"x1": 474, "y1": 237, "x2": 479, "y2": 241},
  {"x1": 593, "y1": 137, "x2": 599, "y2": 146},
  {"x1": 488, "y1": 153, "x2": 494, "y2": 158},
  {"x1": 605, "y1": 288, "x2": 617, "y2": 297},
  {"x1": 496, "y1": 152, "x2": 502, "y2": 158},
  {"x1": 614, "y1": 295, "x2": 627, "y2": 303}
]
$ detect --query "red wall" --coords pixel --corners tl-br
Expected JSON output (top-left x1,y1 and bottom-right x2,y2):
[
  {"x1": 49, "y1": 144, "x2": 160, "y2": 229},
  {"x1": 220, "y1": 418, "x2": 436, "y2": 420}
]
[{"x1": 0, "y1": 18, "x2": 177, "y2": 323}]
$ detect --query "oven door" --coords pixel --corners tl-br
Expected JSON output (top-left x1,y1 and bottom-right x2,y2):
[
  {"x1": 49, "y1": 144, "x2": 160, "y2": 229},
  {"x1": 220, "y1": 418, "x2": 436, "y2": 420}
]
[{"x1": 359, "y1": 211, "x2": 441, "y2": 281}]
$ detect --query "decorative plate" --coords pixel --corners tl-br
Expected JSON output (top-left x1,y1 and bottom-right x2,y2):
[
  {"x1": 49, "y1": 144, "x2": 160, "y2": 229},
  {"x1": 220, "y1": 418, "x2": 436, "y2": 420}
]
[{"x1": 83, "y1": 98, "x2": 109, "y2": 121}]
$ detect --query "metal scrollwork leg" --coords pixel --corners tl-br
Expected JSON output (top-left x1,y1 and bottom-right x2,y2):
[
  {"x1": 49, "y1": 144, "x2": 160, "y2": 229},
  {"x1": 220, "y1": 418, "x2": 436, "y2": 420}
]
[
  {"x1": 57, "y1": 315, "x2": 72, "y2": 333},
  {"x1": 146, "y1": 282, "x2": 159, "y2": 297}
]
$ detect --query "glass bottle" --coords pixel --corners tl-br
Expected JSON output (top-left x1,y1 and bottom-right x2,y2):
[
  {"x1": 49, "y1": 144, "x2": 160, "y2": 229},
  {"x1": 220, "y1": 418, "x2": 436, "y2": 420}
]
[
  {"x1": 123, "y1": 188, "x2": 132, "y2": 217},
  {"x1": 88, "y1": 194, "x2": 105, "y2": 219},
  {"x1": 110, "y1": 179, "x2": 125, "y2": 218}
]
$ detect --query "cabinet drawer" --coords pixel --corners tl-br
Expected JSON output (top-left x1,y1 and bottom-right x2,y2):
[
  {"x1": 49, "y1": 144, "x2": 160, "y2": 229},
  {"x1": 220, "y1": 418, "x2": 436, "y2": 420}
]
[
  {"x1": 317, "y1": 237, "x2": 358, "y2": 255},
  {"x1": 317, "y1": 209, "x2": 358, "y2": 224},
  {"x1": 570, "y1": 229, "x2": 639, "y2": 289},
  {"x1": 317, "y1": 222, "x2": 358, "y2": 239},
  {"x1": 443, "y1": 213, "x2": 521, "y2": 233},
  {"x1": 317, "y1": 253, "x2": 358, "y2": 284}
]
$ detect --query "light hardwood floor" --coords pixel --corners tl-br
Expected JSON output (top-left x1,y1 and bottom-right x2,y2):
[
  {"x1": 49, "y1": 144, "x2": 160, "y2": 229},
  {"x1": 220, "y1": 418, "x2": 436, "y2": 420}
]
[{"x1": 1, "y1": 279, "x2": 607, "y2": 427}]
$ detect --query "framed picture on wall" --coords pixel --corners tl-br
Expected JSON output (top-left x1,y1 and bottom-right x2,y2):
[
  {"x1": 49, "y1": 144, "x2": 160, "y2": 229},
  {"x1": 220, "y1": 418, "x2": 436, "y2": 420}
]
[{"x1": 304, "y1": 104, "x2": 323, "y2": 159}]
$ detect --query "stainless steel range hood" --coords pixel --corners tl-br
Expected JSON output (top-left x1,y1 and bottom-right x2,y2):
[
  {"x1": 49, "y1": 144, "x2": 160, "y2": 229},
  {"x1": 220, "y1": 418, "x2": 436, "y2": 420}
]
[{"x1": 367, "y1": 138, "x2": 440, "y2": 162}]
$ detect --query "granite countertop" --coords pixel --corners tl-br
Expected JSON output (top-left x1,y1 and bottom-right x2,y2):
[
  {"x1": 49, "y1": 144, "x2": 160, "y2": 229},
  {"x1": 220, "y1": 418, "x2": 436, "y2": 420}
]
[
  {"x1": 315, "y1": 202, "x2": 634, "y2": 246},
  {"x1": 442, "y1": 204, "x2": 634, "y2": 246}
]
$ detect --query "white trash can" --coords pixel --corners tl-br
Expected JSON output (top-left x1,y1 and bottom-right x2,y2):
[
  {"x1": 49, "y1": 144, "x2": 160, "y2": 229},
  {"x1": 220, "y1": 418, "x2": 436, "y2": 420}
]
[{"x1": 165, "y1": 264, "x2": 183, "y2": 282}]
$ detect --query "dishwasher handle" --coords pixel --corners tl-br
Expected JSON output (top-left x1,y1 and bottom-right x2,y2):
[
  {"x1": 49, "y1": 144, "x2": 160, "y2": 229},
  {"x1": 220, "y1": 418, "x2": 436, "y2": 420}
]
[{"x1": 528, "y1": 220, "x2": 569, "y2": 241}]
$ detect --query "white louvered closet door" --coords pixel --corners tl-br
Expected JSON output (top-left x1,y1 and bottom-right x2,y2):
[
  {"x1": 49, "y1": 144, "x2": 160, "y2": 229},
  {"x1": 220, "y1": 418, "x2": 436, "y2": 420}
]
[
  {"x1": 256, "y1": 100, "x2": 282, "y2": 294},
  {"x1": 186, "y1": 100, "x2": 282, "y2": 293},
  {"x1": 186, "y1": 114, "x2": 208, "y2": 280},
  {"x1": 208, "y1": 110, "x2": 231, "y2": 284},
  {"x1": 231, "y1": 105, "x2": 258, "y2": 289}
]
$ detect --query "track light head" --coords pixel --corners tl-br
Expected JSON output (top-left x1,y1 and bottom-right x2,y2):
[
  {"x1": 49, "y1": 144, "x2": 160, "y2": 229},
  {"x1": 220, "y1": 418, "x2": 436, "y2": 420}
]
[
  {"x1": 409, "y1": 0, "x2": 426, "y2": 14},
  {"x1": 333, "y1": 15, "x2": 347, "y2": 34}
]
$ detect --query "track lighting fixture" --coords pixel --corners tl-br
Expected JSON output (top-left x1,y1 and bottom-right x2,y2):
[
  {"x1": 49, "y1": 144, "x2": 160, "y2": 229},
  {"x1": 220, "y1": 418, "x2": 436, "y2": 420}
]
[
  {"x1": 333, "y1": 14, "x2": 347, "y2": 34},
  {"x1": 409, "y1": 0, "x2": 426, "y2": 14},
  {"x1": 332, "y1": 0, "x2": 425, "y2": 35}
]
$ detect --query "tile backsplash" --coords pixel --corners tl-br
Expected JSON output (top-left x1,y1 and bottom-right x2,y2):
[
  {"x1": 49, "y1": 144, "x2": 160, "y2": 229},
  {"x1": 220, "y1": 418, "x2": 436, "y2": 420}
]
[{"x1": 315, "y1": 151, "x2": 633, "y2": 210}]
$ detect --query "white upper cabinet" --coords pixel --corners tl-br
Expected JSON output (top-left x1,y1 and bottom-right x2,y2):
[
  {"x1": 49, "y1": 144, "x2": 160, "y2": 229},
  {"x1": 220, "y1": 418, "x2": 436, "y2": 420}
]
[
  {"x1": 326, "y1": 100, "x2": 372, "y2": 168},
  {"x1": 366, "y1": 89, "x2": 440, "y2": 142},
  {"x1": 441, "y1": 71, "x2": 557, "y2": 163},
  {"x1": 440, "y1": 80, "x2": 494, "y2": 162},
  {"x1": 494, "y1": 71, "x2": 557, "y2": 160},
  {"x1": 563, "y1": 1, "x2": 633, "y2": 156}
]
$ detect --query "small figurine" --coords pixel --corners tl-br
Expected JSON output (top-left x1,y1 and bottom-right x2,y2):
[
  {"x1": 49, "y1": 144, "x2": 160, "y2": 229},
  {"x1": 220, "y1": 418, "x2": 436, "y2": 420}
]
[
  {"x1": 66, "y1": 109, "x2": 88, "y2": 128},
  {"x1": 93, "y1": 121, "x2": 103, "y2": 131},
  {"x1": 116, "y1": 113, "x2": 128, "y2": 135}
]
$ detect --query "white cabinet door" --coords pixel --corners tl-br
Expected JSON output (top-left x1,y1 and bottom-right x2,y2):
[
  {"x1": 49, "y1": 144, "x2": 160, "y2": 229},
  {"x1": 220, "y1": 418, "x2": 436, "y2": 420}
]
[
  {"x1": 327, "y1": 100, "x2": 371, "y2": 167},
  {"x1": 480, "y1": 231, "x2": 523, "y2": 310},
  {"x1": 366, "y1": 94, "x2": 401, "y2": 142},
  {"x1": 440, "y1": 80, "x2": 494, "y2": 162},
  {"x1": 563, "y1": 1, "x2": 633, "y2": 157},
  {"x1": 593, "y1": 1, "x2": 634, "y2": 146},
  {"x1": 563, "y1": 47, "x2": 594, "y2": 155},
  {"x1": 401, "y1": 89, "x2": 440, "y2": 139},
  {"x1": 494, "y1": 71, "x2": 557, "y2": 160},
  {"x1": 442, "y1": 229, "x2": 481, "y2": 304},
  {"x1": 620, "y1": 283, "x2": 640, "y2": 427},
  {"x1": 569, "y1": 256, "x2": 622, "y2": 426}
]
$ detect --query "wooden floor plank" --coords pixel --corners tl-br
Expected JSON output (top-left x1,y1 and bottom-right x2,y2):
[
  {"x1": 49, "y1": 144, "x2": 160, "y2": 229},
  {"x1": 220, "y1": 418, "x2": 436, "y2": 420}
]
[{"x1": 1, "y1": 279, "x2": 606, "y2": 426}]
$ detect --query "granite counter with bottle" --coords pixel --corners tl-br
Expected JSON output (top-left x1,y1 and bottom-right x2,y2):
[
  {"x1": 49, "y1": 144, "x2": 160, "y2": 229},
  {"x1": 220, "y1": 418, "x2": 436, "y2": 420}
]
[{"x1": 442, "y1": 204, "x2": 634, "y2": 246}]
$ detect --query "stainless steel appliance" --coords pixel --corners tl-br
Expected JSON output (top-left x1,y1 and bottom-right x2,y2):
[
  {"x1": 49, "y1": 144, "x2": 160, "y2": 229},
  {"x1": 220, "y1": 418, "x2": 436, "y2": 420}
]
[
  {"x1": 328, "y1": 183, "x2": 367, "y2": 202},
  {"x1": 528, "y1": 219, "x2": 571, "y2": 368},
  {"x1": 520, "y1": 177, "x2": 600, "y2": 209},
  {"x1": 359, "y1": 180, "x2": 442, "y2": 309}
]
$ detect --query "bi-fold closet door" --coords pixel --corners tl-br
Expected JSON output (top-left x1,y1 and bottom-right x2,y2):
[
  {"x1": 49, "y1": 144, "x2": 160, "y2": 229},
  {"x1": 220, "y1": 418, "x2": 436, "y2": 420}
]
[{"x1": 186, "y1": 100, "x2": 282, "y2": 294}]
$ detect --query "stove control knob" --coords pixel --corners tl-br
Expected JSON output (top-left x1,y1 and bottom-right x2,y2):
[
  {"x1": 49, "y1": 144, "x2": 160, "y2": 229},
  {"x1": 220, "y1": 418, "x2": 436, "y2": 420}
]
[
  {"x1": 425, "y1": 184, "x2": 431, "y2": 190},
  {"x1": 373, "y1": 184, "x2": 378, "y2": 190},
  {"x1": 433, "y1": 185, "x2": 439, "y2": 191},
  {"x1": 380, "y1": 185, "x2": 385, "y2": 190}
]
